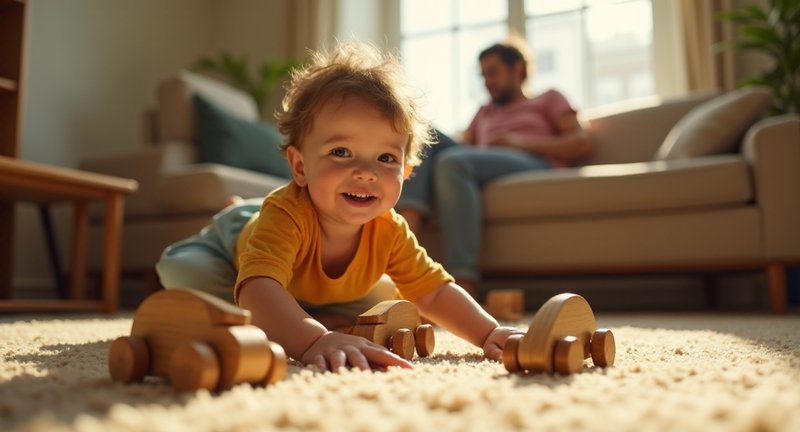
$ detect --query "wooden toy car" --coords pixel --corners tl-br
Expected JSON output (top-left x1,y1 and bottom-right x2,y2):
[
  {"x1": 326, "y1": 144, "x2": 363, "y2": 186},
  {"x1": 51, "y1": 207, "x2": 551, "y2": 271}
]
[
  {"x1": 349, "y1": 300, "x2": 434, "y2": 360},
  {"x1": 108, "y1": 289, "x2": 287, "y2": 392},
  {"x1": 503, "y1": 293, "x2": 615, "y2": 375}
]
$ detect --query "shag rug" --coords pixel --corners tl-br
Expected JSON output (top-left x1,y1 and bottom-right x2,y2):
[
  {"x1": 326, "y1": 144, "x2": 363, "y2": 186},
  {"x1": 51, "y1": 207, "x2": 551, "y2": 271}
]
[{"x1": 1, "y1": 312, "x2": 799, "y2": 432}]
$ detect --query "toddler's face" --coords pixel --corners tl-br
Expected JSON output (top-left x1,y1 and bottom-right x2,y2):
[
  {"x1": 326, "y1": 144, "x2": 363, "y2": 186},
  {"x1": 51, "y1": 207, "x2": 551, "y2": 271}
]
[{"x1": 287, "y1": 96, "x2": 410, "y2": 228}]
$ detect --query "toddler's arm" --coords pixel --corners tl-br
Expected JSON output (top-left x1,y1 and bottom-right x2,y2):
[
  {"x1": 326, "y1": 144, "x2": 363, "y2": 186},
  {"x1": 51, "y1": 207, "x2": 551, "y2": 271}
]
[
  {"x1": 238, "y1": 277, "x2": 412, "y2": 371},
  {"x1": 414, "y1": 282, "x2": 523, "y2": 360}
]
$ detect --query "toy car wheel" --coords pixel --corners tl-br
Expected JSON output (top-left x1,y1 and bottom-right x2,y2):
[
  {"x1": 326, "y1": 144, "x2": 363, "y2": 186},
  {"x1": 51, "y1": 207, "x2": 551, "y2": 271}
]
[
  {"x1": 108, "y1": 336, "x2": 150, "y2": 383},
  {"x1": 258, "y1": 341, "x2": 288, "y2": 386},
  {"x1": 590, "y1": 329, "x2": 616, "y2": 367},
  {"x1": 502, "y1": 334, "x2": 524, "y2": 373},
  {"x1": 553, "y1": 336, "x2": 584, "y2": 375},
  {"x1": 389, "y1": 328, "x2": 415, "y2": 360},
  {"x1": 414, "y1": 324, "x2": 435, "y2": 357},
  {"x1": 169, "y1": 342, "x2": 220, "y2": 392}
]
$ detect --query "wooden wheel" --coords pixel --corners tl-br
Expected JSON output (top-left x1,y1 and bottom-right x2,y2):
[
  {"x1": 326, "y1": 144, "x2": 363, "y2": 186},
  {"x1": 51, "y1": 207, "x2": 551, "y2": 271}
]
[
  {"x1": 389, "y1": 328, "x2": 414, "y2": 360},
  {"x1": 503, "y1": 334, "x2": 524, "y2": 373},
  {"x1": 590, "y1": 329, "x2": 616, "y2": 367},
  {"x1": 414, "y1": 324, "x2": 435, "y2": 357},
  {"x1": 260, "y1": 341, "x2": 287, "y2": 386},
  {"x1": 553, "y1": 336, "x2": 583, "y2": 375},
  {"x1": 108, "y1": 336, "x2": 149, "y2": 383},
  {"x1": 169, "y1": 342, "x2": 220, "y2": 392}
]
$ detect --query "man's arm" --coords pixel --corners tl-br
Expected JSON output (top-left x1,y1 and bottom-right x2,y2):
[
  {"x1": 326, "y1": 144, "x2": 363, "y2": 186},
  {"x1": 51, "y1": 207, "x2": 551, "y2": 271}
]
[{"x1": 491, "y1": 112, "x2": 594, "y2": 163}]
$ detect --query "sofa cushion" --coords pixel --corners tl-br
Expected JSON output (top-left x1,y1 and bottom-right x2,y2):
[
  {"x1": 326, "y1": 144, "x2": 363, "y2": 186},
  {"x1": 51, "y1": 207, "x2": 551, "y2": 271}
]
[
  {"x1": 157, "y1": 70, "x2": 258, "y2": 142},
  {"x1": 579, "y1": 91, "x2": 716, "y2": 166},
  {"x1": 654, "y1": 86, "x2": 772, "y2": 160},
  {"x1": 194, "y1": 94, "x2": 292, "y2": 179},
  {"x1": 155, "y1": 164, "x2": 288, "y2": 215},
  {"x1": 483, "y1": 155, "x2": 752, "y2": 221}
]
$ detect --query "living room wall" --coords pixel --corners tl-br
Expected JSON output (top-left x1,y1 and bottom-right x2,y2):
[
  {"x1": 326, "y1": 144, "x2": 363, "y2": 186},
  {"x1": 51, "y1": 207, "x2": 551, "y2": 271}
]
[{"x1": 14, "y1": 0, "x2": 291, "y2": 291}]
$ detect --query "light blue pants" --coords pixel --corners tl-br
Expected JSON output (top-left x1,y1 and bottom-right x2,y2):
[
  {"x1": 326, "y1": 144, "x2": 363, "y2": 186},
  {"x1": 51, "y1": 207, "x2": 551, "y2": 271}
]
[
  {"x1": 397, "y1": 131, "x2": 552, "y2": 282},
  {"x1": 155, "y1": 199, "x2": 262, "y2": 303},
  {"x1": 155, "y1": 199, "x2": 396, "y2": 321}
]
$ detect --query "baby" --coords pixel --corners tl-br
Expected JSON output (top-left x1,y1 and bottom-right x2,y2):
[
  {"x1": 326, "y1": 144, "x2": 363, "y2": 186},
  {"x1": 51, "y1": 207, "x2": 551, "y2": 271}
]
[{"x1": 156, "y1": 41, "x2": 523, "y2": 371}]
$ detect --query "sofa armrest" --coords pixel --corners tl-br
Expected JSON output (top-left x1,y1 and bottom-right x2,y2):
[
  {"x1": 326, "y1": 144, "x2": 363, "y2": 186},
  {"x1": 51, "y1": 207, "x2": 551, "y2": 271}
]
[
  {"x1": 742, "y1": 114, "x2": 800, "y2": 259},
  {"x1": 78, "y1": 141, "x2": 198, "y2": 216}
]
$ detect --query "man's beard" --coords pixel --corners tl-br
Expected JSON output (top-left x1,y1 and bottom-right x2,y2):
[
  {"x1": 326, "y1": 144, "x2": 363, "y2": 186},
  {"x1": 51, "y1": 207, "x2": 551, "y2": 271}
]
[{"x1": 491, "y1": 87, "x2": 514, "y2": 105}]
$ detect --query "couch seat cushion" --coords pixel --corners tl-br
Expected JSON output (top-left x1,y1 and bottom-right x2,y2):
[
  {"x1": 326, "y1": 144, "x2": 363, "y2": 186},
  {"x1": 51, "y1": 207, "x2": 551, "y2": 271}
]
[
  {"x1": 483, "y1": 155, "x2": 752, "y2": 221},
  {"x1": 154, "y1": 164, "x2": 288, "y2": 215}
]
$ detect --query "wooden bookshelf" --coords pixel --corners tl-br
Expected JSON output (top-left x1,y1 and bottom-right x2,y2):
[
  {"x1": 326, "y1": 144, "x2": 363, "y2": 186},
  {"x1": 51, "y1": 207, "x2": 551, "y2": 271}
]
[{"x1": 0, "y1": 0, "x2": 27, "y2": 298}]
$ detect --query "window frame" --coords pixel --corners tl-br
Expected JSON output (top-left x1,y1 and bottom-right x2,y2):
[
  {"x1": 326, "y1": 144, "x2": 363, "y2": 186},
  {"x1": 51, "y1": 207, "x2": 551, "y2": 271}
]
[{"x1": 391, "y1": 0, "x2": 663, "y2": 133}]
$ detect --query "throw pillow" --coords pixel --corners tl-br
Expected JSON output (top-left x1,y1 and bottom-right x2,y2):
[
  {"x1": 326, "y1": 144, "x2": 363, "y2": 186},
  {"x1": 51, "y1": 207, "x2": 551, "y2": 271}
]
[
  {"x1": 654, "y1": 86, "x2": 773, "y2": 160},
  {"x1": 193, "y1": 93, "x2": 292, "y2": 179}
]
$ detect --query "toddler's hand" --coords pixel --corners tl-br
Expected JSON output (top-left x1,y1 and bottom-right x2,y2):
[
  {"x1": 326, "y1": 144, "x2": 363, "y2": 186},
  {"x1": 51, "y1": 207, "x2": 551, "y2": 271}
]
[
  {"x1": 483, "y1": 326, "x2": 525, "y2": 361},
  {"x1": 300, "y1": 331, "x2": 414, "y2": 372}
]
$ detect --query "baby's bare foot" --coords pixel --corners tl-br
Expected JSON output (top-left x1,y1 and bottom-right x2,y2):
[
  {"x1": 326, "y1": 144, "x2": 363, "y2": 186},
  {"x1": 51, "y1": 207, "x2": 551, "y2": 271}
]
[{"x1": 225, "y1": 195, "x2": 244, "y2": 207}]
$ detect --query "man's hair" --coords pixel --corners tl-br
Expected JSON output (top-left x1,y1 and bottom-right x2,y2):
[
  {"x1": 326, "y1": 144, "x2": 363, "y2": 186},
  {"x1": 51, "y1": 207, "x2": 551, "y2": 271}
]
[
  {"x1": 277, "y1": 41, "x2": 432, "y2": 166},
  {"x1": 478, "y1": 35, "x2": 533, "y2": 82}
]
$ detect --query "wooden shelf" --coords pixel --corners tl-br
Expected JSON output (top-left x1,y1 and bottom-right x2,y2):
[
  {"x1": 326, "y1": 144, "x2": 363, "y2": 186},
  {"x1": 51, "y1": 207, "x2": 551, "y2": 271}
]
[
  {"x1": 1, "y1": 0, "x2": 29, "y2": 299},
  {"x1": 0, "y1": 76, "x2": 17, "y2": 92},
  {"x1": 0, "y1": 0, "x2": 24, "y2": 7}
]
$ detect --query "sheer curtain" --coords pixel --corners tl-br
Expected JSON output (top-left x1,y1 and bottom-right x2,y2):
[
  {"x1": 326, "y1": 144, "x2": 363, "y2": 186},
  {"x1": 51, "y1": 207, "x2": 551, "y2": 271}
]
[
  {"x1": 287, "y1": 0, "x2": 337, "y2": 58},
  {"x1": 679, "y1": 0, "x2": 736, "y2": 92},
  {"x1": 287, "y1": 0, "x2": 392, "y2": 59}
]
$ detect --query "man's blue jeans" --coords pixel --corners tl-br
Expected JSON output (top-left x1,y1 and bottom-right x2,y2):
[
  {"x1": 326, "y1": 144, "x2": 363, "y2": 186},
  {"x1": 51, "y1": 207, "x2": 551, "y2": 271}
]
[{"x1": 397, "y1": 130, "x2": 552, "y2": 282}]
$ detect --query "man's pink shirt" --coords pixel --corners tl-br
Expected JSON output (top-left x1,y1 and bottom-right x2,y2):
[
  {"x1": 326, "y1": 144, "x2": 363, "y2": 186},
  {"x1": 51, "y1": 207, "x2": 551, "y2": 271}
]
[{"x1": 466, "y1": 89, "x2": 576, "y2": 168}]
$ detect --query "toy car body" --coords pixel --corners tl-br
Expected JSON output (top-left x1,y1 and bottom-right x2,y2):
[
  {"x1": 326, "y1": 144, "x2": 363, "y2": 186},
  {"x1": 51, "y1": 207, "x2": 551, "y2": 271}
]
[
  {"x1": 503, "y1": 293, "x2": 615, "y2": 375},
  {"x1": 108, "y1": 289, "x2": 286, "y2": 392},
  {"x1": 349, "y1": 300, "x2": 434, "y2": 360}
]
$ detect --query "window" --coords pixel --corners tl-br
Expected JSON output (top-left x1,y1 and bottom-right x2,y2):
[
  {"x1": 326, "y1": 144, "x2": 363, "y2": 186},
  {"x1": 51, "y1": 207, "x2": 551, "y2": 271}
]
[
  {"x1": 399, "y1": 0, "x2": 654, "y2": 134},
  {"x1": 399, "y1": 0, "x2": 507, "y2": 134}
]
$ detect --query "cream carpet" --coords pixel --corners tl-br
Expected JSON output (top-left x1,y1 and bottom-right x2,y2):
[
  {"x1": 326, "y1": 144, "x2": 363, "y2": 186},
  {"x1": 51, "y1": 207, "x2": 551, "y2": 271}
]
[{"x1": 1, "y1": 312, "x2": 799, "y2": 432}]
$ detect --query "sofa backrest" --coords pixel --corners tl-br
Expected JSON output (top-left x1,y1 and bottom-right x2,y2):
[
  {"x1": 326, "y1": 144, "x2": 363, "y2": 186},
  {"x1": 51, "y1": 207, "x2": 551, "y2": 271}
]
[
  {"x1": 578, "y1": 91, "x2": 717, "y2": 166},
  {"x1": 155, "y1": 70, "x2": 258, "y2": 143}
]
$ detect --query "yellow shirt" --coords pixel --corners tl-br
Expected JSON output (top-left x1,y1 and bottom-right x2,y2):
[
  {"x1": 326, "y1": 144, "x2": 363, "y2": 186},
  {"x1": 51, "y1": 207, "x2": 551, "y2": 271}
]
[{"x1": 234, "y1": 182, "x2": 453, "y2": 305}]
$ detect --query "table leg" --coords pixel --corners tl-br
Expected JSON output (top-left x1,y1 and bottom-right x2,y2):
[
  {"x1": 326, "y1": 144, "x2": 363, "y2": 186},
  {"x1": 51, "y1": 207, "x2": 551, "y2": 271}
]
[
  {"x1": 70, "y1": 201, "x2": 89, "y2": 300},
  {"x1": 39, "y1": 205, "x2": 68, "y2": 299},
  {"x1": 0, "y1": 203, "x2": 14, "y2": 299},
  {"x1": 102, "y1": 193, "x2": 124, "y2": 313}
]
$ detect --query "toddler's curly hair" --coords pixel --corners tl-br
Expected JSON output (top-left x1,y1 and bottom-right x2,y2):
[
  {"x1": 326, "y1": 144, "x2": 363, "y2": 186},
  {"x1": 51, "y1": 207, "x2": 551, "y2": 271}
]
[{"x1": 277, "y1": 41, "x2": 432, "y2": 166}]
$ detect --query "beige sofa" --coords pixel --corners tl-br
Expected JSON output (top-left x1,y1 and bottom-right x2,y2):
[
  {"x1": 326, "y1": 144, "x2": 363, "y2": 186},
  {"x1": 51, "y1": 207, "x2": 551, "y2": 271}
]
[
  {"x1": 80, "y1": 71, "x2": 800, "y2": 313},
  {"x1": 79, "y1": 71, "x2": 290, "y2": 288}
]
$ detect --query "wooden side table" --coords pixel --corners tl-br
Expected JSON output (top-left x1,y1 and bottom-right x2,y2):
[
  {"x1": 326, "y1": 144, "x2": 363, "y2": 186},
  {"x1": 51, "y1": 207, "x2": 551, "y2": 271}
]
[{"x1": 0, "y1": 155, "x2": 138, "y2": 313}]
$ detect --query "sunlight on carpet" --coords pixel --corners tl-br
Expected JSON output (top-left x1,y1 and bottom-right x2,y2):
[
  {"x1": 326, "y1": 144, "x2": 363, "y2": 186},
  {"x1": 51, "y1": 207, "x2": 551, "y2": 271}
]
[{"x1": 1, "y1": 313, "x2": 798, "y2": 432}]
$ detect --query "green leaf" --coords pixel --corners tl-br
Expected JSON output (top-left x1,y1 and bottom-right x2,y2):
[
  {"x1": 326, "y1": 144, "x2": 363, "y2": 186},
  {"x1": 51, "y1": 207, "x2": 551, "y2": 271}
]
[
  {"x1": 744, "y1": 3, "x2": 768, "y2": 20},
  {"x1": 767, "y1": 7, "x2": 781, "y2": 27},
  {"x1": 189, "y1": 51, "x2": 300, "y2": 117},
  {"x1": 741, "y1": 24, "x2": 782, "y2": 46},
  {"x1": 718, "y1": 10, "x2": 757, "y2": 24}
]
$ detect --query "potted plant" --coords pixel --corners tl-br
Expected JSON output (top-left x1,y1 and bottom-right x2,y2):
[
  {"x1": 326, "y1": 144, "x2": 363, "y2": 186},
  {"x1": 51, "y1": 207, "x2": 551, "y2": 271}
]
[
  {"x1": 192, "y1": 51, "x2": 301, "y2": 117},
  {"x1": 718, "y1": 0, "x2": 800, "y2": 115}
]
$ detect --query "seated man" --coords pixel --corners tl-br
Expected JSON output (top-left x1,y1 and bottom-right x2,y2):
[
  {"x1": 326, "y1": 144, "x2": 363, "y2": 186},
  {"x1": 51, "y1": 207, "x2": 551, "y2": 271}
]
[{"x1": 395, "y1": 37, "x2": 593, "y2": 297}]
